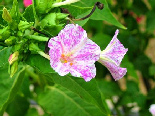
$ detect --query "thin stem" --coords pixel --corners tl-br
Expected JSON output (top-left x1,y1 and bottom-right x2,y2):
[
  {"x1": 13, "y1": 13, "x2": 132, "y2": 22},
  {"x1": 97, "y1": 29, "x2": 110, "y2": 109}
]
[
  {"x1": 32, "y1": 27, "x2": 49, "y2": 37},
  {"x1": 72, "y1": 2, "x2": 104, "y2": 21}
]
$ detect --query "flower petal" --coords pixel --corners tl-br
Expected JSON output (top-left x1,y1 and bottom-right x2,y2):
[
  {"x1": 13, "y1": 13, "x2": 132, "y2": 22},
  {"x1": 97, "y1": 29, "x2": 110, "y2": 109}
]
[
  {"x1": 149, "y1": 104, "x2": 155, "y2": 116},
  {"x1": 101, "y1": 29, "x2": 128, "y2": 66},
  {"x1": 70, "y1": 63, "x2": 96, "y2": 82},
  {"x1": 73, "y1": 39, "x2": 101, "y2": 64},
  {"x1": 101, "y1": 60, "x2": 127, "y2": 80},
  {"x1": 58, "y1": 24, "x2": 87, "y2": 54},
  {"x1": 48, "y1": 36, "x2": 70, "y2": 75}
]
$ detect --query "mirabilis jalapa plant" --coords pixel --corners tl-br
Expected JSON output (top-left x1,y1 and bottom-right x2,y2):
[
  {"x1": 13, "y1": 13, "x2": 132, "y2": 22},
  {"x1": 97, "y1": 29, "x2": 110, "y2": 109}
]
[
  {"x1": 0, "y1": 0, "x2": 128, "y2": 115},
  {"x1": 1, "y1": 0, "x2": 128, "y2": 81}
]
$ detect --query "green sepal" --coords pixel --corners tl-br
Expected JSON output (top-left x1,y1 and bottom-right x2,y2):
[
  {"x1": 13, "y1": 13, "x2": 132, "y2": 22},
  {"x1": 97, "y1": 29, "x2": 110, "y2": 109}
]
[{"x1": 18, "y1": 20, "x2": 34, "y2": 32}]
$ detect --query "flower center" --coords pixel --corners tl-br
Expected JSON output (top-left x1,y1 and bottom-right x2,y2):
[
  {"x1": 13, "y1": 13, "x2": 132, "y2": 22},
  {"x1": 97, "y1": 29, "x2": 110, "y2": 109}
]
[{"x1": 60, "y1": 54, "x2": 73, "y2": 66}]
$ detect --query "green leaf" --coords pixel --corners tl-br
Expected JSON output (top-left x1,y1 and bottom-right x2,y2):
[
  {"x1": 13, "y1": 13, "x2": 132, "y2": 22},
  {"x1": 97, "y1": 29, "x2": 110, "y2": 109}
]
[
  {"x1": 38, "y1": 85, "x2": 105, "y2": 116},
  {"x1": 67, "y1": 0, "x2": 126, "y2": 29},
  {"x1": 45, "y1": 73, "x2": 110, "y2": 115},
  {"x1": 23, "y1": 5, "x2": 35, "y2": 22},
  {"x1": 0, "y1": 66, "x2": 26, "y2": 115},
  {"x1": 6, "y1": 95, "x2": 30, "y2": 116},
  {"x1": 26, "y1": 54, "x2": 55, "y2": 73},
  {"x1": 0, "y1": 47, "x2": 11, "y2": 67}
]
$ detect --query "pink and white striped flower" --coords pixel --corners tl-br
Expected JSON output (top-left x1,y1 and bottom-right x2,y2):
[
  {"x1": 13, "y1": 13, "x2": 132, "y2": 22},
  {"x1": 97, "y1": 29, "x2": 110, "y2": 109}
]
[
  {"x1": 48, "y1": 24, "x2": 101, "y2": 82},
  {"x1": 98, "y1": 29, "x2": 128, "y2": 80}
]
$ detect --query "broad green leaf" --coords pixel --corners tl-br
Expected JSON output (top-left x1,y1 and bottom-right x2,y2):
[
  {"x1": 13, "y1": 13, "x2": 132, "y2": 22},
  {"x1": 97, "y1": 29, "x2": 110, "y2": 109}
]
[
  {"x1": 0, "y1": 47, "x2": 11, "y2": 67},
  {"x1": 23, "y1": 5, "x2": 35, "y2": 22},
  {"x1": 0, "y1": 65, "x2": 26, "y2": 115},
  {"x1": 26, "y1": 54, "x2": 55, "y2": 73},
  {"x1": 67, "y1": 0, "x2": 126, "y2": 29},
  {"x1": 38, "y1": 85, "x2": 105, "y2": 116},
  {"x1": 45, "y1": 73, "x2": 110, "y2": 115},
  {"x1": 6, "y1": 95, "x2": 30, "y2": 116}
]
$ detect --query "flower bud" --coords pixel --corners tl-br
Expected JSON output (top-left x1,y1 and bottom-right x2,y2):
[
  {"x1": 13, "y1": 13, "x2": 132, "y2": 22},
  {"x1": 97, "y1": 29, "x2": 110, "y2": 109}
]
[
  {"x1": 5, "y1": 36, "x2": 16, "y2": 45},
  {"x1": 10, "y1": 61, "x2": 18, "y2": 78},
  {"x1": 8, "y1": 51, "x2": 19, "y2": 65},
  {"x1": 2, "y1": 7, "x2": 12, "y2": 23}
]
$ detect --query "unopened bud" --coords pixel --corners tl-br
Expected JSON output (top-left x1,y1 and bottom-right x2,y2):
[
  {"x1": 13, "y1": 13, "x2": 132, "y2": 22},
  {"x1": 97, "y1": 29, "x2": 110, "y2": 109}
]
[
  {"x1": 5, "y1": 36, "x2": 16, "y2": 45},
  {"x1": 2, "y1": 7, "x2": 12, "y2": 23},
  {"x1": 8, "y1": 51, "x2": 19, "y2": 65},
  {"x1": 10, "y1": 61, "x2": 18, "y2": 78}
]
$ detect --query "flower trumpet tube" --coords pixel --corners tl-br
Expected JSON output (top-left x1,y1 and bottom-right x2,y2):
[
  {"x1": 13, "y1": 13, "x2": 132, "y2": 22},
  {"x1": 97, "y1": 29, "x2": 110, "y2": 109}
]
[
  {"x1": 51, "y1": 0, "x2": 79, "y2": 8},
  {"x1": 98, "y1": 29, "x2": 128, "y2": 81},
  {"x1": 48, "y1": 24, "x2": 101, "y2": 82}
]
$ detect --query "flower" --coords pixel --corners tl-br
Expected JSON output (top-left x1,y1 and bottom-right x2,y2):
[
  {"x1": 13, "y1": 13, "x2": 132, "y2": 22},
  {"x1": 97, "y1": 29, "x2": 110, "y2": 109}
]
[
  {"x1": 23, "y1": 0, "x2": 32, "y2": 7},
  {"x1": 51, "y1": 0, "x2": 79, "y2": 8},
  {"x1": 48, "y1": 24, "x2": 100, "y2": 82},
  {"x1": 149, "y1": 104, "x2": 155, "y2": 116},
  {"x1": 98, "y1": 29, "x2": 128, "y2": 80}
]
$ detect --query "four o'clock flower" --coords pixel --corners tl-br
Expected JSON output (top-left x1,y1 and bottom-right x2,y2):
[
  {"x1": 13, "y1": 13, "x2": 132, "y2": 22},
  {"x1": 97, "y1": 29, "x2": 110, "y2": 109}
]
[
  {"x1": 51, "y1": 0, "x2": 79, "y2": 8},
  {"x1": 23, "y1": 0, "x2": 32, "y2": 7},
  {"x1": 149, "y1": 104, "x2": 155, "y2": 116},
  {"x1": 98, "y1": 29, "x2": 128, "y2": 81},
  {"x1": 48, "y1": 24, "x2": 101, "y2": 82}
]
